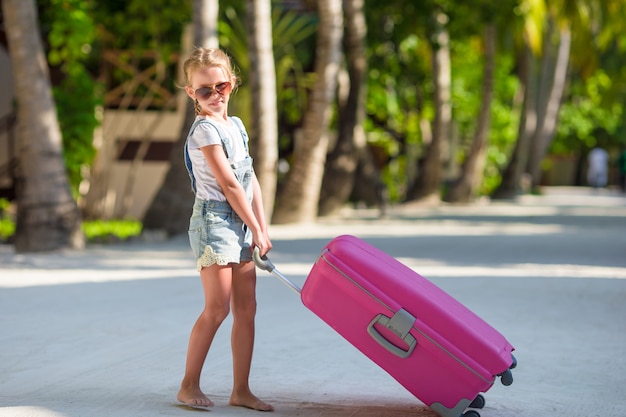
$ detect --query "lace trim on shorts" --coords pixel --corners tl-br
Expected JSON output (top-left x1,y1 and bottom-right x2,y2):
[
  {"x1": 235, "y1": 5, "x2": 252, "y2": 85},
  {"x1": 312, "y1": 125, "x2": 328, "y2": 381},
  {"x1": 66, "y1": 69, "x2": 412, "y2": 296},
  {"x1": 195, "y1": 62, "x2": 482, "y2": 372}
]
[{"x1": 197, "y1": 245, "x2": 238, "y2": 270}]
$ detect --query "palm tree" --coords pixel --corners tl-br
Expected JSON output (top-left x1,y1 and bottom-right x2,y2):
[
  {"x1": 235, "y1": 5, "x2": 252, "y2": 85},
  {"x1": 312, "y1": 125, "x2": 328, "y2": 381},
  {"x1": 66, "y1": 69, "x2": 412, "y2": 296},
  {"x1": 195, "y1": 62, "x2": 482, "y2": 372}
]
[
  {"x1": 272, "y1": 0, "x2": 343, "y2": 224},
  {"x1": 246, "y1": 0, "x2": 278, "y2": 221},
  {"x1": 407, "y1": 6, "x2": 452, "y2": 202},
  {"x1": 526, "y1": 14, "x2": 571, "y2": 188},
  {"x1": 318, "y1": 0, "x2": 373, "y2": 217},
  {"x1": 445, "y1": 23, "x2": 496, "y2": 202},
  {"x1": 492, "y1": 40, "x2": 537, "y2": 199},
  {"x1": 495, "y1": 0, "x2": 582, "y2": 196},
  {"x1": 2, "y1": 0, "x2": 84, "y2": 252},
  {"x1": 142, "y1": 0, "x2": 219, "y2": 236}
]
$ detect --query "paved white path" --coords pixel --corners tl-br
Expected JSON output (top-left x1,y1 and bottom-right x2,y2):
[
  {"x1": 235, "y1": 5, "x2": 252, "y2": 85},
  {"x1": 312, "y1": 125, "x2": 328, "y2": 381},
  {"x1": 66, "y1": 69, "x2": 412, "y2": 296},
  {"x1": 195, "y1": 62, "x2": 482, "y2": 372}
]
[{"x1": 1, "y1": 187, "x2": 625, "y2": 417}]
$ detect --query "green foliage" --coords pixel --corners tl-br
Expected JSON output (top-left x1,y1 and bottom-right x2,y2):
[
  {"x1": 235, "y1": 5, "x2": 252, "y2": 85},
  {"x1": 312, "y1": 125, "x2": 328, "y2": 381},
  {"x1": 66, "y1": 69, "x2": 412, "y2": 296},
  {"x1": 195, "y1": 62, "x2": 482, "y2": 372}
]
[
  {"x1": 450, "y1": 39, "x2": 483, "y2": 143},
  {"x1": 218, "y1": 2, "x2": 317, "y2": 151},
  {"x1": 29, "y1": 0, "x2": 626, "y2": 213},
  {"x1": 40, "y1": 0, "x2": 100, "y2": 196},
  {"x1": 0, "y1": 199, "x2": 14, "y2": 241},
  {"x1": 53, "y1": 72, "x2": 101, "y2": 194},
  {"x1": 271, "y1": 7, "x2": 318, "y2": 127},
  {"x1": 90, "y1": 0, "x2": 190, "y2": 107},
  {"x1": 554, "y1": 69, "x2": 624, "y2": 153},
  {"x1": 82, "y1": 220, "x2": 143, "y2": 242},
  {"x1": 0, "y1": 218, "x2": 14, "y2": 242},
  {"x1": 44, "y1": 0, "x2": 97, "y2": 77},
  {"x1": 38, "y1": 0, "x2": 192, "y2": 196},
  {"x1": 0, "y1": 208, "x2": 142, "y2": 243},
  {"x1": 362, "y1": 1, "x2": 526, "y2": 201},
  {"x1": 450, "y1": 39, "x2": 520, "y2": 195},
  {"x1": 92, "y1": 0, "x2": 190, "y2": 55},
  {"x1": 364, "y1": 21, "x2": 430, "y2": 203},
  {"x1": 483, "y1": 59, "x2": 520, "y2": 194}
]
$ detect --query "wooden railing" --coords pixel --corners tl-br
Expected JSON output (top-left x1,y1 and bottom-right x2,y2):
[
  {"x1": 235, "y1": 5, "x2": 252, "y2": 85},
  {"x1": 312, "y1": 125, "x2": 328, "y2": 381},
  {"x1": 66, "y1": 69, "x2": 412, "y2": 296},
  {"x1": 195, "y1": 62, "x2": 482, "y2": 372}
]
[{"x1": 100, "y1": 50, "x2": 181, "y2": 110}]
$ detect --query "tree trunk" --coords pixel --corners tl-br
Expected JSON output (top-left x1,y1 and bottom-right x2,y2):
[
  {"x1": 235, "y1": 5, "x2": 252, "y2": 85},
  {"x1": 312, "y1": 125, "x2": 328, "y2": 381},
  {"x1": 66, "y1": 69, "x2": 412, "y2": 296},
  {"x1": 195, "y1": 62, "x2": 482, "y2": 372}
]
[
  {"x1": 407, "y1": 8, "x2": 451, "y2": 202},
  {"x1": 3, "y1": 0, "x2": 84, "y2": 252},
  {"x1": 272, "y1": 0, "x2": 343, "y2": 224},
  {"x1": 526, "y1": 21, "x2": 571, "y2": 189},
  {"x1": 492, "y1": 40, "x2": 537, "y2": 199},
  {"x1": 445, "y1": 24, "x2": 495, "y2": 203},
  {"x1": 195, "y1": 0, "x2": 219, "y2": 44},
  {"x1": 81, "y1": 115, "x2": 112, "y2": 219},
  {"x1": 318, "y1": 0, "x2": 368, "y2": 216},
  {"x1": 246, "y1": 0, "x2": 278, "y2": 222},
  {"x1": 142, "y1": 0, "x2": 219, "y2": 236}
]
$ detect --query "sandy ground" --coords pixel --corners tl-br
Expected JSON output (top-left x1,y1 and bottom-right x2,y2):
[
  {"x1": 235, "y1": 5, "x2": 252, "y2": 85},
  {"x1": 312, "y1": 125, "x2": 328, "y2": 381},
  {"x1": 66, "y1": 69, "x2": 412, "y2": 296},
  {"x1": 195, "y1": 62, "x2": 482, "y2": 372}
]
[{"x1": 1, "y1": 187, "x2": 625, "y2": 417}]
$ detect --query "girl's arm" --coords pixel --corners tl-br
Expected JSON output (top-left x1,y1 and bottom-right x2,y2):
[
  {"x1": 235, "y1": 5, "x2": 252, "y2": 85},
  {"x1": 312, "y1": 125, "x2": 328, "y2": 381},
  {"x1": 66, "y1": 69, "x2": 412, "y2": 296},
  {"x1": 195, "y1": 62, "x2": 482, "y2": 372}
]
[
  {"x1": 200, "y1": 145, "x2": 272, "y2": 256},
  {"x1": 250, "y1": 173, "x2": 269, "y2": 234},
  {"x1": 250, "y1": 174, "x2": 271, "y2": 255}
]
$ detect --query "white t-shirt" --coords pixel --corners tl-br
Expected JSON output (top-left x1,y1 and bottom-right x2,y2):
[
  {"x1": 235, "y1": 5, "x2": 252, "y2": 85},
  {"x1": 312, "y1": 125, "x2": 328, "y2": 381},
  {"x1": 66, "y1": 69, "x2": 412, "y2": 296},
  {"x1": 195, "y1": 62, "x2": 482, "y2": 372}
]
[{"x1": 188, "y1": 116, "x2": 248, "y2": 201}]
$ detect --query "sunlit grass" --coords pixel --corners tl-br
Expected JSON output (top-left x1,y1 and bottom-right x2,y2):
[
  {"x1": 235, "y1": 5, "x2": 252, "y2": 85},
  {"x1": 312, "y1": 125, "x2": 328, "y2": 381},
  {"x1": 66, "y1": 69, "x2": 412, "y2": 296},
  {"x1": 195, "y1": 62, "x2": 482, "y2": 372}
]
[
  {"x1": 0, "y1": 216, "x2": 143, "y2": 243},
  {"x1": 0, "y1": 198, "x2": 15, "y2": 241},
  {"x1": 82, "y1": 220, "x2": 143, "y2": 242},
  {"x1": 0, "y1": 217, "x2": 15, "y2": 241}
]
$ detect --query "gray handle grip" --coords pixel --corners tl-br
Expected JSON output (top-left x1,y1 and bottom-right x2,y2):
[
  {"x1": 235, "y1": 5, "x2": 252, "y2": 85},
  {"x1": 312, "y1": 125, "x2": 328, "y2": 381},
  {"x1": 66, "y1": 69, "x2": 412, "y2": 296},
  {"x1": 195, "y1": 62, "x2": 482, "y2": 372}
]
[
  {"x1": 367, "y1": 309, "x2": 417, "y2": 358},
  {"x1": 253, "y1": 248, "x2": 302, "y2": 295},
  {"x1": 253, "y1": 247, "x2": 276, "y2": 272}
]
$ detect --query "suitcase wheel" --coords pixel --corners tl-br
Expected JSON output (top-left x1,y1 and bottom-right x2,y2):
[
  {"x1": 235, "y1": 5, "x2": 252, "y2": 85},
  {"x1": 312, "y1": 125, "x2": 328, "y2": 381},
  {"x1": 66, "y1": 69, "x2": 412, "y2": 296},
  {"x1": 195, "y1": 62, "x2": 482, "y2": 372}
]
[
  {"x1": 469, "y1": 394, "x2": 485, "y2": 409},
  {"x1": 510, "y1": 354, "x2": 518, "y2": 369},
  {"x1": 499, "y1": 368, "x2": 514, "y2": 386},
  {"x1": 463, "y1": 410, "x2": 481, "y2": 417}
]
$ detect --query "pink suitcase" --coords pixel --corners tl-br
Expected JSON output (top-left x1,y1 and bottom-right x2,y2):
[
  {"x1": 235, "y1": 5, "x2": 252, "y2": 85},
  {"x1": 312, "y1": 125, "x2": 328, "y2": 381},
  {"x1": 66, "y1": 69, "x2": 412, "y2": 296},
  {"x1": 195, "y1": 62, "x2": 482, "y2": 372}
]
[{"x1": 254, "y1": 234, "x2": 516, "y2": 417}]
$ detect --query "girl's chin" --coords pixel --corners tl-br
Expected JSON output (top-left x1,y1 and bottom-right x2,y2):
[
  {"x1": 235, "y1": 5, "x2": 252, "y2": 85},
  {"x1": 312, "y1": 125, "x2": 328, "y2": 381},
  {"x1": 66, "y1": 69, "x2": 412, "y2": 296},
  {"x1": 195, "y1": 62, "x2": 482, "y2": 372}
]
[
  {"x1": 206, "y1": 104, "x2": 225, "y2": 112},
  {"x1": 200, "y1": 106, "x2": 223, "y2": 114}
]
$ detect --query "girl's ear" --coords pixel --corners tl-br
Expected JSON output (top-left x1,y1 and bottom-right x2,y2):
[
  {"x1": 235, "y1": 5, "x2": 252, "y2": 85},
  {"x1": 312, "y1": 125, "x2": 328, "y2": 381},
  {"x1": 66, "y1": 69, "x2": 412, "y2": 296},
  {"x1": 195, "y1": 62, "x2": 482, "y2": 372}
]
[{"x1": 185, "y1": 86, "x2": 195, "y2": 100}]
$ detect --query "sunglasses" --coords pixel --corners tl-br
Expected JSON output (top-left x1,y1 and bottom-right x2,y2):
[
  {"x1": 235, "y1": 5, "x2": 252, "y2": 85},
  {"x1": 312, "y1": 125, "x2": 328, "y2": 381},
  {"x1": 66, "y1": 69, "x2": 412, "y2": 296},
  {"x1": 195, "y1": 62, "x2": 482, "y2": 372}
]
[{"x1": 194, "y1": 81, "x2": 232, "y2": 101}]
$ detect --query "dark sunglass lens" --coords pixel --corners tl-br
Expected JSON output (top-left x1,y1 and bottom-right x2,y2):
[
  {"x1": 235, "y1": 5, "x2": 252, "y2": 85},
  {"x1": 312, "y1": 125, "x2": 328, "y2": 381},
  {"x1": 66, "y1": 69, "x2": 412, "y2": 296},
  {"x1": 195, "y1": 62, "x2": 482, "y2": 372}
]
[
  {"x1": 216, "y1": 82, "x2": 230, "y2": 93},
  {"x1": 196, "y1": 87, "x2": 213, "y2": 100}
]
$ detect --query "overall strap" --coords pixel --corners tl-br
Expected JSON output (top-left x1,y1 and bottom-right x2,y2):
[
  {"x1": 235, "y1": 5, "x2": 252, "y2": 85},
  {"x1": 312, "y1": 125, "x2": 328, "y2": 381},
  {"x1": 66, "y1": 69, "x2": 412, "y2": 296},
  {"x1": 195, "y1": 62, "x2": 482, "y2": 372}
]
[
  {"x1": 183, "y1": 117, "x2": 249, "y2": 193},
  {"x1": 184, "y1": 118, "x2": 208, "y2": 193},
  {"x1": 230, "y1": 116, "x2": 250, "y2": 153}
]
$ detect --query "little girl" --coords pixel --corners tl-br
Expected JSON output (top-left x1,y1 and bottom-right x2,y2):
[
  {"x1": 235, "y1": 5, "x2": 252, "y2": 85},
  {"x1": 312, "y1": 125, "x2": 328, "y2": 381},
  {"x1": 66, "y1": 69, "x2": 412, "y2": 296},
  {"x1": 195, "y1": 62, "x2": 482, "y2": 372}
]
[{"x1": 177, "y1": 47, "x2": 273, "y2": 412}]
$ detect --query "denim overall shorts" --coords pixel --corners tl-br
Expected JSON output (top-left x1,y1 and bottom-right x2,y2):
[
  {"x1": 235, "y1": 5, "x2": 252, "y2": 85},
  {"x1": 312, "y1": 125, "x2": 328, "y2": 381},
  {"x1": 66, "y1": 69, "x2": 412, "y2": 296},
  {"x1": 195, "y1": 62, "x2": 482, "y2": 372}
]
[{"x1": 184, "y1": 117, "x2": 254, "y2": 270}]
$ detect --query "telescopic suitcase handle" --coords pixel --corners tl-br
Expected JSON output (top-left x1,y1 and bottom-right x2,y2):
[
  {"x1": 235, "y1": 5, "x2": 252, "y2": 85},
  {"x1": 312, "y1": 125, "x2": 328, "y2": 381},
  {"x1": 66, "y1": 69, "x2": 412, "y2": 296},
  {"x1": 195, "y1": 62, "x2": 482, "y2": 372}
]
[
  {"x1": 253, "y1": 248, "x2": 302, "y2": 295},
  {"x1": 252, "y1": 247, "x2": 276, "y2": 273}
]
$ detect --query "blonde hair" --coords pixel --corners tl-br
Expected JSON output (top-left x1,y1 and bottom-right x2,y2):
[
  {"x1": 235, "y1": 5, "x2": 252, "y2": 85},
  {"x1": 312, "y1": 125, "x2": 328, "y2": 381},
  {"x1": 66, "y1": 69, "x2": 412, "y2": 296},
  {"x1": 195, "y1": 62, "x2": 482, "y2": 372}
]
[{"x1": 182, "y1": 47, "x2": 239, "y2": 88}]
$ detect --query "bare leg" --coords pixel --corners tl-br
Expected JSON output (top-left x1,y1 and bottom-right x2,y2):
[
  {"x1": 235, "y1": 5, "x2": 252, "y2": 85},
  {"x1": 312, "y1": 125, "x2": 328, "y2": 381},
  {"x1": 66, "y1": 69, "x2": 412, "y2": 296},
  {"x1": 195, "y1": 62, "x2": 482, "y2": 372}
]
[
  {"x1": 178, "y1": 265, "x2": 232, "y2": 408},
  {"x1": 228, "y1": 261, "x2": 274, "y2": 412}
]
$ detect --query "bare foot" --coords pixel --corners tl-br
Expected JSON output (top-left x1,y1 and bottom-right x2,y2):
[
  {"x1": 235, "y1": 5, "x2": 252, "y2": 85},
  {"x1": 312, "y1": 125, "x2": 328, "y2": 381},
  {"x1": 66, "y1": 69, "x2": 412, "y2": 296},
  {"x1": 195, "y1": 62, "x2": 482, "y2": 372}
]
[
  {"x1": 229, "y1": 390, "x2": 274, "y2": 412},
  {"x1": 177, "y1": 385, "x2": 214, "y2": 409}
]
